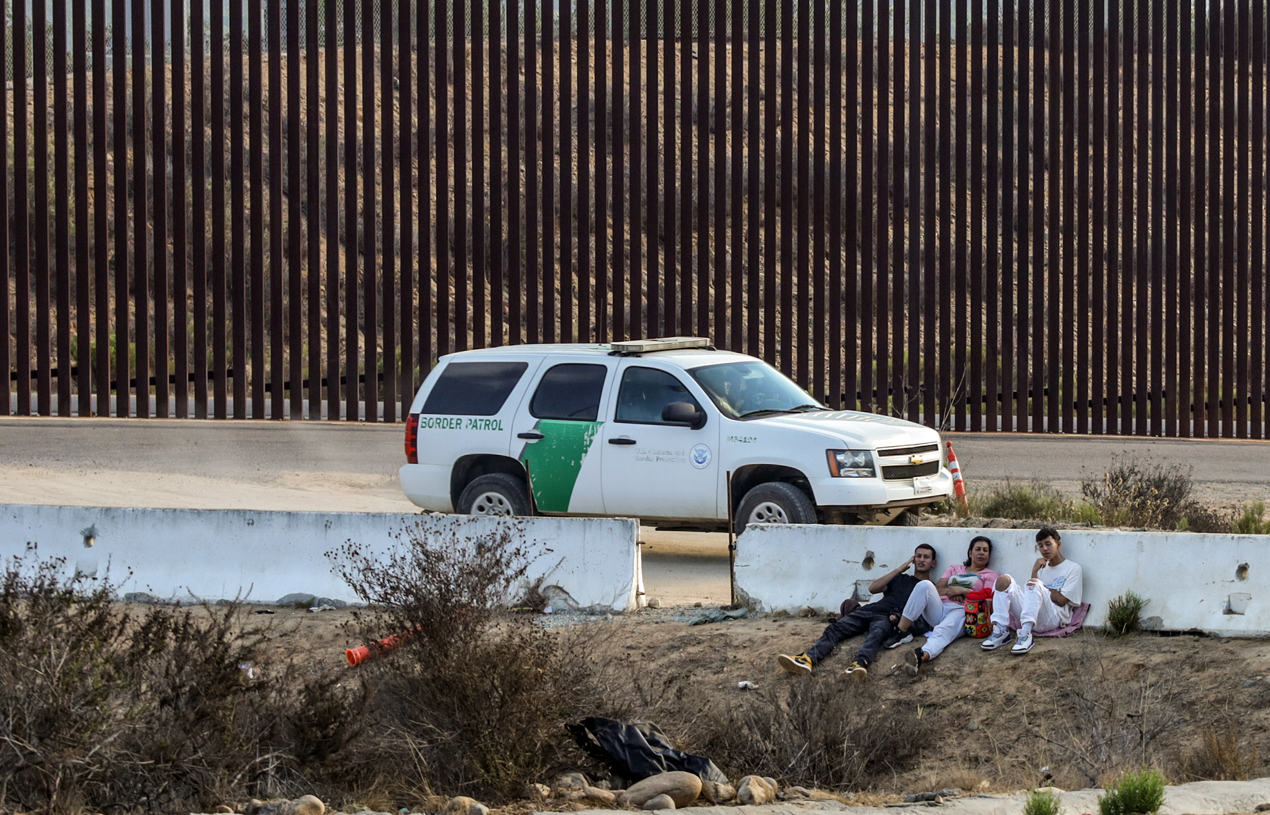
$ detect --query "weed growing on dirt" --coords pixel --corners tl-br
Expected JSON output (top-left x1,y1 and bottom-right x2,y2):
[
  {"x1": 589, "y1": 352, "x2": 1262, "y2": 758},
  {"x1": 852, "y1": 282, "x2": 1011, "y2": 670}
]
[
  {"x1": 1175, "y1": 503, "x2": 1237, "y2": 534},
  {"x1": 598, "y1": 672, "x2": 933, "y2": 792},
  {"x1": 1025, "y1": 645, "x2": 1185, "y2": 786},
  {"x1": 1105, "y1": 591, "x2": 1149, "y2": 637},
  {"x1": 330, "y1": 524, "x2": 604, "y2": 800},
  {"x1": 1097, "y1": 768, "x2": 1166, "y2": 815},
  {"x1": 970, "y1": 479, "x2": 1087, "y2": 522},
  {"x1": 0, "y1": 545, "x2": 367, "y2": 814},
  {"x1": 1081, "y1": 456, "x2": 1199, "y2": 530},
  {"x1": 1024, "y1": 789, "x2": 1063, "y2": 815},
  {"x1": 1173, "y1": 729, "x2": 1259, "y2": 782},
  {"x1": 1232, "y1": 502, "x2": 1270, "y2": 535}
]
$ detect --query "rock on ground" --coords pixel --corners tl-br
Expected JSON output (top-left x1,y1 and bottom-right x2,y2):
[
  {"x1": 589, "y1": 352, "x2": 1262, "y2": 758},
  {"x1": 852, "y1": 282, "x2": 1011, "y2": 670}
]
[
  {"x1": 253, "y1": 795, "x2": 325, "y2": 815},
  {"x1": 442, "y1": 796, "x2": 488, "y2": 815},
  {"x1": 701, "y1": 781, "x2": 737, "y2": 804},
  {"x1": 555, "y1": 772, "x2": 590, "y2": 790},
  {"x1": 737, "y1": 775, "x2": 779, "y2": 805},
  {"x1": 619, "y1": 771, "x2": 703, "y2": 808},
  {"x1": 582, "y1": 786, "x2": 617, "y2": 804},
  {"x1": 642, "y1": 794, "x2": 677, "y2": 810}
]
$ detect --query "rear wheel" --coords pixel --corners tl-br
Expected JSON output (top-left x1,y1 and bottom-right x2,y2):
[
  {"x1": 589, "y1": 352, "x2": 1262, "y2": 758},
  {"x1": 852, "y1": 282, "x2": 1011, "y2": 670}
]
[
  {"x1": 734, "y1": 482, "x2": 817, "y2": 534},
  {"x1": 457, "y1": 473, "x2": 533, "y2": 516}
]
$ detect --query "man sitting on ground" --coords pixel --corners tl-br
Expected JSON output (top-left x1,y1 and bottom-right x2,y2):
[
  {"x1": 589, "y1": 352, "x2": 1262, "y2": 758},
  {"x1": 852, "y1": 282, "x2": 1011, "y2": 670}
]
[
  {"x1": 776, "y1": 544, "x2": 938, "y2": 681},
  {"x1": 981, "y1": 527, "x2": 1083, "y2": 655}
]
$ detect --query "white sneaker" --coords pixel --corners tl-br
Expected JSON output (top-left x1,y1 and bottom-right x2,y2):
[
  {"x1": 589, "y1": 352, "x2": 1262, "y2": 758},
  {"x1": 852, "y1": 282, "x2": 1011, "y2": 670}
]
[
  {"x1": 1011, "y1": 630, "x2": 1035, "y2": 654},
  {"x1": 981, "y1": 626, "x2": 1013, "y2": 650}
]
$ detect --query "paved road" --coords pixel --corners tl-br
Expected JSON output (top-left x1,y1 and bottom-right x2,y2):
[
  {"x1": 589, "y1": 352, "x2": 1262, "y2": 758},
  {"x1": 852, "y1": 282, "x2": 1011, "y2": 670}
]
[
  {"x1": 2, "y1": 418, "x2": 1267, "y2": 605},
  {"x1": 943, "y1": 431, "x2": 1270, "y2": 504}
]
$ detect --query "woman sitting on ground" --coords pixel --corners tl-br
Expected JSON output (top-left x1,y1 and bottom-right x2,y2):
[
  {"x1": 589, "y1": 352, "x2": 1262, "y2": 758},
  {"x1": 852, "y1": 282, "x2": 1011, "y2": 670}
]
[{"x1": 882, "y1": 535, "x2": 999, "y2": 675}]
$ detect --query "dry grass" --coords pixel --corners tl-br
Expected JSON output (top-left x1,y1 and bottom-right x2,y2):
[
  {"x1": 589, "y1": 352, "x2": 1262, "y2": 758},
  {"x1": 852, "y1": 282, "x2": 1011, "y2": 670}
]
[{"x1": 1174, "y1": 729, "x2": 1260, "y2": 783}]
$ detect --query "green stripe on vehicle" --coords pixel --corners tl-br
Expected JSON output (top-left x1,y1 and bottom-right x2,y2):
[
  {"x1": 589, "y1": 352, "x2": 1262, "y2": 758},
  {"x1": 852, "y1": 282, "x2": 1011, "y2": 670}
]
[{"x1": 519, "y1": 420, "x2": 603, "y2": 513}]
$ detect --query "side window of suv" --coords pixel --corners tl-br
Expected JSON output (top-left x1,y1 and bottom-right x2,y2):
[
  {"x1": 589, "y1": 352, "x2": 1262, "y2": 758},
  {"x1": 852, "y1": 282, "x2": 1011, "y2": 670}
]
[
  {"x1": 529, "y1": 364, "x2": 609, "y2": 421},
  {"x1": 420, "y1": 361, "x2": 528, "y2": 415},
  {"x1": 615, "y1": 367, "x2": 703, "y2": 425}
]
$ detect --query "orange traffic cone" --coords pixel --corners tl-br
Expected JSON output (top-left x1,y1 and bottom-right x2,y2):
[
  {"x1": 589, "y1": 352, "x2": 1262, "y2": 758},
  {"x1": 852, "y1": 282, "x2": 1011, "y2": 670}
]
[
  {"x1": 345, "y1": 625, "x2": 423, "y2": 667},
  {"x1": 946, "y1": 441, "x2": 969, "y2": 516}
]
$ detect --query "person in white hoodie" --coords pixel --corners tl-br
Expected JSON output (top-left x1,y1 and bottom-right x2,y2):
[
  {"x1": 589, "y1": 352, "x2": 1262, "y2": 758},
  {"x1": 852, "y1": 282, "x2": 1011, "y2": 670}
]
[{"x1": 980, "y1": 527, "x2": 1083, "y2": 655}]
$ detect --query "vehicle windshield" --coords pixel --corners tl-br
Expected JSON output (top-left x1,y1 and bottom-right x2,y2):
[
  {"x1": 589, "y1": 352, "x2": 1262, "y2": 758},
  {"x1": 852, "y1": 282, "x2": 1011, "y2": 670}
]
[{"x1": 689, "y1": 360, "x2": 827, "y2": 420}]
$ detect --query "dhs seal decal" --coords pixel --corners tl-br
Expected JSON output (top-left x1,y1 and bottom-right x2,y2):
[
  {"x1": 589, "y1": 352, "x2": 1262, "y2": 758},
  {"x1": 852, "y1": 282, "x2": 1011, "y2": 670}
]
[{"x1": 690, "y1": 444, "x2": 712, "y2": 469}]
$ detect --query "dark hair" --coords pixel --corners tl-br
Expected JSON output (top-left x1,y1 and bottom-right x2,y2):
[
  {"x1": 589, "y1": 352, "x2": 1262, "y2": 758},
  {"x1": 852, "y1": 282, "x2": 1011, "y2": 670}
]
[
  {"x1": 964, "y1": 535, "x2": 993, "y2": 567},
  {"x1": 1036, "y1": 527, "x2": 1061, "y2": 544},
  {"x1": 915, "y1": 543, "x2": 937, "y2": 560}
]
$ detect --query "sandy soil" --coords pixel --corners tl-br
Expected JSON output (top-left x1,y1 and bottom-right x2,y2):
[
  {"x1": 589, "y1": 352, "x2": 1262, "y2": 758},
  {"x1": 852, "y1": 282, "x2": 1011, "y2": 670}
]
[{"x1": 243, "y1": 599, "x2": 1270, "y2": 802}]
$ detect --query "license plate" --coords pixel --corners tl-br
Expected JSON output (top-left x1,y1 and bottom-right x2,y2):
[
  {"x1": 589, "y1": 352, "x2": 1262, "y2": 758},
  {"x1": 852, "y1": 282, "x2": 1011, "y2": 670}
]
[{"x1": 913, "y1": 476, "x2": 934, "y2": 495}]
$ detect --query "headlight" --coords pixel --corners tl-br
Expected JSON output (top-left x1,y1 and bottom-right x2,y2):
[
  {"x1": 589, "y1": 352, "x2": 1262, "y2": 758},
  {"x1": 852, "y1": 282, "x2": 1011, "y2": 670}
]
[{"x1": 826, "y1": 449, "x2": 876, "y2": 478}]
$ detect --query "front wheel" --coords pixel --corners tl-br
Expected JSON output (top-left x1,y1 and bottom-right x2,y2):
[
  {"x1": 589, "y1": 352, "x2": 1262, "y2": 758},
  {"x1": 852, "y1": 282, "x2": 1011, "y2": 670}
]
[
  {"x1": 734, "y1": 482, "x2": 817, "y2": 534},
  {"x1": 456, "y1": 473, "x2": 533, "y2": 516},
  {"x1": 891, "y1": 507, "x2": 923, "y2": 526}
]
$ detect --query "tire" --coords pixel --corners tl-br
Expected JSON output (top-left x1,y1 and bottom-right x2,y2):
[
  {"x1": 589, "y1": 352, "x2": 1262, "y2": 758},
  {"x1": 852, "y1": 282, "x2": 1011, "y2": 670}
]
[
  {"x1": 891, "y1": 507, "x2": 922, "y2": 526},
  {"x1": 456, "y1": 473, "x2": 533, "y2": 517},
  {"x1": 734, "y1": 482, "x2": 817, "y2": 534}
]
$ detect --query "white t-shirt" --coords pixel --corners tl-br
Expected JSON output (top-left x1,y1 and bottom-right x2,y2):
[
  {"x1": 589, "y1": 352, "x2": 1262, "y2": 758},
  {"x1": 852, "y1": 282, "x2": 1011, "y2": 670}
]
[{"x1": 1037, "y1": 559, "x2": 1083, "y2": 625}]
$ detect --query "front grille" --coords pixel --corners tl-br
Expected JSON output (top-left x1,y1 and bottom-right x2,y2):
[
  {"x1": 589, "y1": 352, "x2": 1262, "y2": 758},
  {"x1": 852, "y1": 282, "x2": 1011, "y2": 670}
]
[
  {"x1": 881, "y1": 461, "x2": 940, "y2": 480},
  {"x1": 877, "y1": 442, "x2": 940, "y2": 458}
]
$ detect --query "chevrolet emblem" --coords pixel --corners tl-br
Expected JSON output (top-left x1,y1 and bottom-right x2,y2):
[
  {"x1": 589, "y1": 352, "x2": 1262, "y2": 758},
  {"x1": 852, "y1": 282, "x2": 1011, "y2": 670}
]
[{"x1": 910, "y1": 454, "x2": 927, "y2": 465}]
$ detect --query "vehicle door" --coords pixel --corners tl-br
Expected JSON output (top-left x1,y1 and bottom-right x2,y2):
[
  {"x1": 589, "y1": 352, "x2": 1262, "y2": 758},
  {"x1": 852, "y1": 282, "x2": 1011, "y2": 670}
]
[
  {"x1": 600, "y1": 363, "x2": 721, "y2": 520},
  {"x1": 510, "y1": 359, "x2": 615, "y2": 514}
]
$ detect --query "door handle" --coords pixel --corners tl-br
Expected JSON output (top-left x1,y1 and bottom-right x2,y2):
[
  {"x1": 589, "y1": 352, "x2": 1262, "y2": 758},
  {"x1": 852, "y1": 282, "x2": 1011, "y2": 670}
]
[
  {"x1": 608, "y1": 437, "x2": 637, "y2": 445},
  {"x1": 518, "y1": 431, "x2": 545, "y2": 440}
]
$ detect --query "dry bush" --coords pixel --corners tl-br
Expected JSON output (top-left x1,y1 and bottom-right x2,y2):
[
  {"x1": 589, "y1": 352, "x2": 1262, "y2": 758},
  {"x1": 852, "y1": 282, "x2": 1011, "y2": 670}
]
[
  {"x1": 593, "y1": 673, "x2": 932, "y2": 791},
  {"x1": 0, "y1": 546, "x2": 368, "y2": 814},
  {"x1": 1081, "y1": 455, "x2": 1199, "y2": 530},
  {"x1": 1172, "y1": 729, "x2": 1259, "y2": 782},
  {"x1": 330, "y1": 524, "x2": 607, "y2": 800},
  {"x1": 700, "y1": 680, "x2": 931, "y2": 790},
  {"x1": 1024, "y1": 645, "x2": 1186, "y2": 787}
]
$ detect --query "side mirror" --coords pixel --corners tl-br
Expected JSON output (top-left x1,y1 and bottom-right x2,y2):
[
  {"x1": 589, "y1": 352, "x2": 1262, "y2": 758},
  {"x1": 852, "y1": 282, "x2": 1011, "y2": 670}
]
[{"x1": 662, "y1": 401, "x2": 706, "y2": 429}]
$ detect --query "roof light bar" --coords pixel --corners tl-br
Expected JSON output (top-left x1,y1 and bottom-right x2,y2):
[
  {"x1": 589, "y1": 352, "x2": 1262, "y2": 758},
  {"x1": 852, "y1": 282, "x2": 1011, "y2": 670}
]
[{"x1": 609, "y1": 336, "x2": 713, "y2": 355}]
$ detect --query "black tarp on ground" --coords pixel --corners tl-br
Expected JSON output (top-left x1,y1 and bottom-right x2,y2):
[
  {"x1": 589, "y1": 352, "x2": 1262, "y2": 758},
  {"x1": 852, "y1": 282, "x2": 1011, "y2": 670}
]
[{"x1": 566, "y1": 716, "x2": 729, "y2": 786}]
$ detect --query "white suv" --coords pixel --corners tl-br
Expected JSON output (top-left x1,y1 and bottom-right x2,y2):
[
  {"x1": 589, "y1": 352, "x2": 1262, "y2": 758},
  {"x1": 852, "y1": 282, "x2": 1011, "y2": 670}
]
[{"x1": 400, "y1": 338, "x2": 954, "y2": 531}]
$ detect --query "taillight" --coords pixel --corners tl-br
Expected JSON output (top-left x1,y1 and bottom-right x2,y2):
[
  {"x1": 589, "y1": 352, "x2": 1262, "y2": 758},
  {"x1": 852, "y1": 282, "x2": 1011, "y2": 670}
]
[{"x1": 404, "y1": 414, "x2": 420, "y2": 464}]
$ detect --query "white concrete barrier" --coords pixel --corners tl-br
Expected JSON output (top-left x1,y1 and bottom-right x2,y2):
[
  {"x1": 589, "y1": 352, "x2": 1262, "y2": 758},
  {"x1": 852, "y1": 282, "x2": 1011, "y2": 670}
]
[
  {"x1": 735, "y1": 524, "x2": 1270, "y2": 637},
  {"x1": 0, "y1": 505, "x2": 642, "y2": 612}
]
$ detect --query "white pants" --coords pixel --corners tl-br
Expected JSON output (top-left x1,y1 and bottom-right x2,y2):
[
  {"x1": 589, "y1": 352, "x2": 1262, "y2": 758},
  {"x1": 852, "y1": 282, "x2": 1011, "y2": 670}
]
[
  {"x1": 899, "y1": 580, "x2": 966, "y2": 660},
  {"x1": 990, "y1": 575, "x2": 1063, "y2": 634}
]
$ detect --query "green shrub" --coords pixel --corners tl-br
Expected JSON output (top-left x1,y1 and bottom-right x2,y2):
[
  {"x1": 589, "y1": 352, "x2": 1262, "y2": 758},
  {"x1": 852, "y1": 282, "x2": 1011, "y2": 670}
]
[
  {"x1": 1025, "y1": 789, "x2": 1063, "y2": 815},
  {"x1": 971, "y1": 479, "x2": 1083, "y2": 522},
  {"x1": 1232, "y1": 502, "x2": 1270, "y2": 535},
  {"x1": 1105, "y1": 591, "x2": 1149, "y2": 637},
  {"x1": 1098, "y1": 768, "x2": 1166, "y2": 815}
]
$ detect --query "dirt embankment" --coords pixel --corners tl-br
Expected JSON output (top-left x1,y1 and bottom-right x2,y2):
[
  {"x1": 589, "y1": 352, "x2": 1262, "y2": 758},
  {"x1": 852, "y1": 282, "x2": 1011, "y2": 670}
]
[{"x1": 272, "y1": 601, "x2": 1270, "y2": 809}]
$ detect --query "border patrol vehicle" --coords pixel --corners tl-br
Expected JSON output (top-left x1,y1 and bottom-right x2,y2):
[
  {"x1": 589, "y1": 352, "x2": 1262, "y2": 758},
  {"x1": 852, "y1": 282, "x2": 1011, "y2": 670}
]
[{"x1": 401, "y1": 337, "x2": 955, "y2": 531}]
